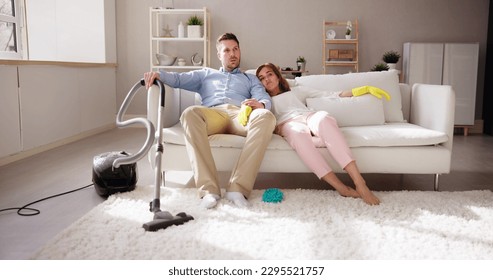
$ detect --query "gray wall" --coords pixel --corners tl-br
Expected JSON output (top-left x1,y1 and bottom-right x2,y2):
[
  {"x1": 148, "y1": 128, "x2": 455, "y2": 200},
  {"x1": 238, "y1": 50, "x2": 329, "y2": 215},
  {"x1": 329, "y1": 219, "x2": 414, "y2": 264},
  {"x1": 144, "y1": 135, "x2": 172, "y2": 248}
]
[{"x1": 116, "y1": 0, "x2": 489, "y2": 117}]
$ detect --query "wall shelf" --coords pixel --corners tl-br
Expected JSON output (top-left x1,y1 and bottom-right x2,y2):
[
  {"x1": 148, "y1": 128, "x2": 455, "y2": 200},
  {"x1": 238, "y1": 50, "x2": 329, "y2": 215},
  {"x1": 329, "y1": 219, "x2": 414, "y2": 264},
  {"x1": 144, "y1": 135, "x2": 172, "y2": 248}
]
[
  {"x1": 149, "y1": 7, "x2": 210, "y2": 71},
  {"x1": 323, "y1": 20, "x2": 359, "y2": 74}
]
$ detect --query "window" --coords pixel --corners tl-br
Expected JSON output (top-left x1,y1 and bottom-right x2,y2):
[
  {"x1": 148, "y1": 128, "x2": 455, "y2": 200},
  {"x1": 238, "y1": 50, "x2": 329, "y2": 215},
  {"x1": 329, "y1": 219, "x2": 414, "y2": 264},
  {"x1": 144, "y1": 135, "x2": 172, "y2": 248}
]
[
  {"x1": 0, "y1": 0, "x2": 115, "y2": 63},
  {"x1": 0, "y1": 0, "x2": 23, "y2": 59}
]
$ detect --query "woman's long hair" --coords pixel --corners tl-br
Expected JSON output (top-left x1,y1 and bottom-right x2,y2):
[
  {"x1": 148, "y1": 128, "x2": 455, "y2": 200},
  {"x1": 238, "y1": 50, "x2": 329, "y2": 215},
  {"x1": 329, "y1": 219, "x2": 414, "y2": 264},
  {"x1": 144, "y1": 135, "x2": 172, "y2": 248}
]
[{"x1": 256, "y1": 63, "x2": 291, "y2": 94}]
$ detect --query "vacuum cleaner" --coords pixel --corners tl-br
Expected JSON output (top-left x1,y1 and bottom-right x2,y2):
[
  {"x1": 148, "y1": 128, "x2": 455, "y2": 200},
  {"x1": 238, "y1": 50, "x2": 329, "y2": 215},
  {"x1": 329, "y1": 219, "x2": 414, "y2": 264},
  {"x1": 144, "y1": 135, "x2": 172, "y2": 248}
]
[
  {"x1": 92, "y1": 151, "x2": 137, "y2": 197},
  {"x1": 92, "y1": 79, "x2": 193, "y2": 231}
]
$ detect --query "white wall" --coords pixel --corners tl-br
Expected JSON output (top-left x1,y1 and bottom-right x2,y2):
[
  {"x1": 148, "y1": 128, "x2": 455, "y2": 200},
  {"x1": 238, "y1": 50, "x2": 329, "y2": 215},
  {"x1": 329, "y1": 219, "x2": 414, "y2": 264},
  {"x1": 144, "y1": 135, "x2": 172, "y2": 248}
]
[
  {"x1": 18, "y1": 65, "x2": 116, "y2": 150},
  {"x1": 116, "y1": 0, "x2": 489, "y2": 117},
  {"x1": 0, "y1": 64, "x2": 116, "y2": 163},
  {"x1": 0, "y1": 66, "x2": 21, "y2": 158}
]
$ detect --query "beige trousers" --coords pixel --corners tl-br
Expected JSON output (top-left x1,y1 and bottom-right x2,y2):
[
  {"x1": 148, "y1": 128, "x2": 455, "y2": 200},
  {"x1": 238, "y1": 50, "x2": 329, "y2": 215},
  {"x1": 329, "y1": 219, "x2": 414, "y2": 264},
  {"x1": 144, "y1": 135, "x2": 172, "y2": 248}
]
[{"x1": 180, "y1": 104, "x2": 276, "y2": 198}]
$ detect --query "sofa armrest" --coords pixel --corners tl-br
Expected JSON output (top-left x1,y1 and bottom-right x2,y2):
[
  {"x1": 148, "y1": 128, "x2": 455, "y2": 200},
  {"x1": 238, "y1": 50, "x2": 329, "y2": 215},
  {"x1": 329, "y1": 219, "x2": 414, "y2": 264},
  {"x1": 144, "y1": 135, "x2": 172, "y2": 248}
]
[
  {"x1": 147, "y1": 84, "x2": 181, "y2": 129},
  {"x1": 399, "y1": 83, "x2": 411, "y2": 122},
  {"x1": 410, "y1": 83, "x2": 455, "y2": 150}
]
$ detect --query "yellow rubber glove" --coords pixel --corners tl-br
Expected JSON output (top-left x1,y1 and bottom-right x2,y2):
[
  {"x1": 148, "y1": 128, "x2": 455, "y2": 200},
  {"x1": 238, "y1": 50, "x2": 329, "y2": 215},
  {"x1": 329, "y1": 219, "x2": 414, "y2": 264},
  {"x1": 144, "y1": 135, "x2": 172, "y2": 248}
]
[
  {"x1": 238, "y1": 104, "x2": 252, "y2": 126},
  {"x1": 352, "y1": 86, "x2": 391, "y2": 101}
]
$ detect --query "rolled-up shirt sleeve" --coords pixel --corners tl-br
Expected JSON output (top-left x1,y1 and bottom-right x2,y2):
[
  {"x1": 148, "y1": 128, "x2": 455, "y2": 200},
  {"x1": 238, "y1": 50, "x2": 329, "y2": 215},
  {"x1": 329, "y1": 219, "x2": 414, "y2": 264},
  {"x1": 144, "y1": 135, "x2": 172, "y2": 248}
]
[{"x1": 159, "y1": 69, "x2": 205, "y2": 93}]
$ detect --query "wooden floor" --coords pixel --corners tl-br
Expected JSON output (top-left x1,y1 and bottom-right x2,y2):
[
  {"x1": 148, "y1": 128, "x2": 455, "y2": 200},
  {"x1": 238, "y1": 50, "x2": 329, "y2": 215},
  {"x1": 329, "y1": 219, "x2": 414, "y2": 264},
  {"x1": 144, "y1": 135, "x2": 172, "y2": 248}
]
[{"x1": 1, "y1": 128, "x2": 492, "y2": 259}]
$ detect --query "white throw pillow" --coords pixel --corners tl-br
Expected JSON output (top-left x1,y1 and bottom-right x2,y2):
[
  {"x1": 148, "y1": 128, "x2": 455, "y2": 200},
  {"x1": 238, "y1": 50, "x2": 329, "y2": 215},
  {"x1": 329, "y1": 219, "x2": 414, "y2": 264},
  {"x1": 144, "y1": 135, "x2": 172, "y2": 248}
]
[
  {"x1": 306, "y1": 95, "x2": 385, "y2": 127},
  {"x1": 295, "y1": 70, "x2": 404, "y2": 123}
]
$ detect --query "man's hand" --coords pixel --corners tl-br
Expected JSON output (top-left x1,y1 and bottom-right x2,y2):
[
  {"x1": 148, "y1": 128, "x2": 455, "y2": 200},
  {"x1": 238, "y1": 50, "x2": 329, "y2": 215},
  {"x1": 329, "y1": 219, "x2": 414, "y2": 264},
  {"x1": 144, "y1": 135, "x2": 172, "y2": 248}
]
[
  {"x1": 144, "y1": 72, "x2": 161, "y2": 90},
  {"x1": 238, "y1": 98, "x2": 263, "y2": 126},
  {"x1": 241, "y1": 98, "x2": 264, "y2": 109}
]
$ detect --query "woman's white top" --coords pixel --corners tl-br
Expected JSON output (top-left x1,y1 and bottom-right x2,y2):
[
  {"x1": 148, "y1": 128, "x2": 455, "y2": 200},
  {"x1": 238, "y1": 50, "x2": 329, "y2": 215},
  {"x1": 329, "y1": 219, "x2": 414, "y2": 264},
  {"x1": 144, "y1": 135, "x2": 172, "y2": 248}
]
[{"x1": 271, "y1": 88, "x2": 340, "y2": 125}]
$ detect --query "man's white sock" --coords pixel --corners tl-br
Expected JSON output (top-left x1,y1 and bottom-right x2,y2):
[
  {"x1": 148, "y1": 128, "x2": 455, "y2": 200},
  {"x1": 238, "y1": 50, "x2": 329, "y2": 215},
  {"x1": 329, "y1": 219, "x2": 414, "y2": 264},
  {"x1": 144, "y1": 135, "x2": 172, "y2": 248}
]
[
  {"x1": 200, "y1": 194, "x2": 220, "y2": 209},
  {"x1": 225, "y1": 191, "x2": 250, "y2": 208}
]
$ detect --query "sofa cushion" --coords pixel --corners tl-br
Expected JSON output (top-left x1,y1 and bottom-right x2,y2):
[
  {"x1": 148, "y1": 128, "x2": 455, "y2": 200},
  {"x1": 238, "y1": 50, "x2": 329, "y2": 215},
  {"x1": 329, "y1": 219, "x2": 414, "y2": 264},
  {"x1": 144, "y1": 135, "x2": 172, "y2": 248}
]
[
  {"x1": 163, "y1": 123, "x2": 448, "y2": 150},
  {"x1": 306, "y1": 94, "x2": 385, "y2": 127},
  {"x1": 339, "y1": 123, "x2": 449, "y2": 148},
  {"x1": 295, "y1": 70, "x2": 404, "y2": 123},
  {"x1": 162, "y1": 124, "x2": 293, "y2": 150}
]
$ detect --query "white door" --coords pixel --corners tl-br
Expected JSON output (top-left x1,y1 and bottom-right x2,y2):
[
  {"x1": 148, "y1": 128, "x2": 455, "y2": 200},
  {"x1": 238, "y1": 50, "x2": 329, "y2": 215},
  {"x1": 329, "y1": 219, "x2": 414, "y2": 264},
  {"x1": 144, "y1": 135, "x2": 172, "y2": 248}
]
[
  {"x1": 403, "y1": 43, "x2": 444, "y2": 86},
  {"x1": 443, "y1": 43, "x2": 479, "y2": 126}
]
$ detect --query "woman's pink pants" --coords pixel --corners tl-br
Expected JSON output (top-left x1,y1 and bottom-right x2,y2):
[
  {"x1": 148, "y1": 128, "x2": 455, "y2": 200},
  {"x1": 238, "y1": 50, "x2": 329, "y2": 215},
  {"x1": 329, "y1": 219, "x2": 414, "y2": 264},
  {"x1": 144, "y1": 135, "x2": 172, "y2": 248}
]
[{"x1": 278, "y1": 111, "x2": 354, "y2": 178}]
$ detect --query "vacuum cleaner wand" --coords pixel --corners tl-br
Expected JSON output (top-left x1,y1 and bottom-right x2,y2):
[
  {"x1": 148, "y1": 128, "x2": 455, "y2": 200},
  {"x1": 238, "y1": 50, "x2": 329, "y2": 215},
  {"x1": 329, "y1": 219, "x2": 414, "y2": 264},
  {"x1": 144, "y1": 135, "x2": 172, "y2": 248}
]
[{"x1": 140, "y1": 79, "x2": 193, "y2": 231}]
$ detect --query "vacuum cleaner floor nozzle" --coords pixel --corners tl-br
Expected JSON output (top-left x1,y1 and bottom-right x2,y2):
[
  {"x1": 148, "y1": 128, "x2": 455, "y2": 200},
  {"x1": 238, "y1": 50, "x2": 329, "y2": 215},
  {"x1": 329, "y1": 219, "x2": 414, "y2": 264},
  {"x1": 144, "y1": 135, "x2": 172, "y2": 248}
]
[{"x1": 143, "y1": 211, "x2": 194, "y2": 232}]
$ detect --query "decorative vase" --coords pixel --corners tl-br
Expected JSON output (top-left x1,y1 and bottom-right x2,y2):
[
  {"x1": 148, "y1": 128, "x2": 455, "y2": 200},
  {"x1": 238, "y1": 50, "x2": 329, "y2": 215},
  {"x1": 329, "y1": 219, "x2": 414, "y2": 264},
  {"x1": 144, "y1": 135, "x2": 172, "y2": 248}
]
[
  {"x1": 178, "y1": 21, "x2": 184, "y2": 38},
  {"x1": 187, "y1": 25, "x2": 201, "y2": 38},
  {"x1": 345, "y1": 35, "x2": 351, "y2": 39},
  {"x1": 297, "y1": 62, "x2": 306, "y2": 72}
]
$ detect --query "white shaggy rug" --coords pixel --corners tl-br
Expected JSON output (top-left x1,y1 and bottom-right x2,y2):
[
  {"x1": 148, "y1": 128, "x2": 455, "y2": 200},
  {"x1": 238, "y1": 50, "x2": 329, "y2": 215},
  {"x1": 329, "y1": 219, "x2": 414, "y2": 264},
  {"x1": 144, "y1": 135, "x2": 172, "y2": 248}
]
[{"x1": 32, "y1": 186, "x2": 493, "y2": 259}]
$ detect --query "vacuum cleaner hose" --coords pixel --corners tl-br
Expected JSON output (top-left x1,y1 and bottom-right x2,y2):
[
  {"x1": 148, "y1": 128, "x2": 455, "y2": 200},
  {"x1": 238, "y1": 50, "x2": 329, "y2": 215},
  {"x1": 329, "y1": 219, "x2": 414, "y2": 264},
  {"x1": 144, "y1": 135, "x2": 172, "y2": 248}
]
[{"x1": 113, "y1": 79, "x2": 164, "y2": 168}]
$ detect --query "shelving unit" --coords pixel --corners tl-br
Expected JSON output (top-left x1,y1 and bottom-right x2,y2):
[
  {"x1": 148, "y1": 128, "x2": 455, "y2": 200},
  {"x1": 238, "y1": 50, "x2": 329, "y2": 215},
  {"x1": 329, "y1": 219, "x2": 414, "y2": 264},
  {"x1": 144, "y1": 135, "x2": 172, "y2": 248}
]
[
  {"x1": 323, "y1": 20, "x2": 359, "y2": 74},
  {"x1": 149, "y1": 8, "x2": 210, "y2": 71}
]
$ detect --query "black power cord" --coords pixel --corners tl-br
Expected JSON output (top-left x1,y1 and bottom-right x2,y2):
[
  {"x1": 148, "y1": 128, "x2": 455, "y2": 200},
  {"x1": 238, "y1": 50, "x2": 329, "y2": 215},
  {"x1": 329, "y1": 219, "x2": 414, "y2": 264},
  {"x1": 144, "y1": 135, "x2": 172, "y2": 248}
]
[{"x1": 0, "y1": 183, "x2": 94, "y2": 216}]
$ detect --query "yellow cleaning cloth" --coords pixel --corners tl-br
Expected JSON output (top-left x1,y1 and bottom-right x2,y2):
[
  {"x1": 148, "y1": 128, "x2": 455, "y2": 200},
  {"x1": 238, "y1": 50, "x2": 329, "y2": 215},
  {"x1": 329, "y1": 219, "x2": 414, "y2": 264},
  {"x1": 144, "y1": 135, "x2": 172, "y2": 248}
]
[{"x1": 238, "y1": 105, "x2": 252, "y2": 126}]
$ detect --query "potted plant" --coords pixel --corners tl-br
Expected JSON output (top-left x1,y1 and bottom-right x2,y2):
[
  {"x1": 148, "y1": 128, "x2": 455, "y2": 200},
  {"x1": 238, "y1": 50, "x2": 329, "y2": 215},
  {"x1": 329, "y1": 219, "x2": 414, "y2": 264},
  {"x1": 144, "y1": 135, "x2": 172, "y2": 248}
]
[
  {"x1": 296, "y1": 56, "x2": 306, "y2": 72},
  {"x1": 187, "y1": 15, "x2": 203, "y2": 38},
  {"x1": 345, "y1": 20, "x2": 352, "y2": 39},
  {"x1": 382, "y1": 50, "x2": 401, "y2": 69},
  {"x1": 371, "y1": 62, "x2": 390, "y2": 72}
]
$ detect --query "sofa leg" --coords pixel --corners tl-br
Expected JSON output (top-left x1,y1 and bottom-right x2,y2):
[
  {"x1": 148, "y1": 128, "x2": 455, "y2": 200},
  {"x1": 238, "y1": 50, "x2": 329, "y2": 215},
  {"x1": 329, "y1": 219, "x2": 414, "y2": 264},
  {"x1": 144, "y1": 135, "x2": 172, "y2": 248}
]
[{"x1": 434, "y1": 174, "x2": 440, "y2": 191}]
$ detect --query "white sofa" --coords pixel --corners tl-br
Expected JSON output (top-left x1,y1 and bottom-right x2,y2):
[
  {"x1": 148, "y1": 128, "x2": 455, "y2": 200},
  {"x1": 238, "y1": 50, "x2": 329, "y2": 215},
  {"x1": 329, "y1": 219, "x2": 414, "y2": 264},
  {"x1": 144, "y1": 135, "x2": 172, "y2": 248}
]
[{"x1": 147, "y1": 70, "x2": 455, "y2": 191}]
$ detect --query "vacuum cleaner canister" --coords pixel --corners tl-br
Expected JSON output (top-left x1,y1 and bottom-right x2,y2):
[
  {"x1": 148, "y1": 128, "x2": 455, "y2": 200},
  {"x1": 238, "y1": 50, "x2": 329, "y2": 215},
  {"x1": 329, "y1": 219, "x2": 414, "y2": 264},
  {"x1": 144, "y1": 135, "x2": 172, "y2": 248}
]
[{"x1": 92, "y1": 151, "x2": 137, "y2": 197}]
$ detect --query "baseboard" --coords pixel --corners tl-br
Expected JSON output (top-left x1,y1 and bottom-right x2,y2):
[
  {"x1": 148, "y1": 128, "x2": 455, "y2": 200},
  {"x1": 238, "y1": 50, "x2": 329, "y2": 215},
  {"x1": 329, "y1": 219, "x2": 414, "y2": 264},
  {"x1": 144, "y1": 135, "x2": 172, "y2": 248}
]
[{"x1": 0, "y1": 123, "x2": 116, "y2": 167}]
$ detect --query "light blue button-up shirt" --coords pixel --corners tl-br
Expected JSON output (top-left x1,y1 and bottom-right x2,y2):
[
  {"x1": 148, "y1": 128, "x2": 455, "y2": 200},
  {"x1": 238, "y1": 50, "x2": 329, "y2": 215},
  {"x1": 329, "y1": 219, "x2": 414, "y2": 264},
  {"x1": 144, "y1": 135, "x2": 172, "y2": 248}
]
[{"x1": 159, "y1": 67, "x2": 272, "y2": 110}]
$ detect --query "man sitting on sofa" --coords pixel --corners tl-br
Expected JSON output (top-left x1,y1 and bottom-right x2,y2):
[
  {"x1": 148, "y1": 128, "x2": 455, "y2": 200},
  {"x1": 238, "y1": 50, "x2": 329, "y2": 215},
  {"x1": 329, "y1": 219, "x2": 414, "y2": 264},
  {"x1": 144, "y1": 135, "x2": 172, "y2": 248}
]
[{"x1": 144, "y1": 33, "x2": 276, "y2": 209}]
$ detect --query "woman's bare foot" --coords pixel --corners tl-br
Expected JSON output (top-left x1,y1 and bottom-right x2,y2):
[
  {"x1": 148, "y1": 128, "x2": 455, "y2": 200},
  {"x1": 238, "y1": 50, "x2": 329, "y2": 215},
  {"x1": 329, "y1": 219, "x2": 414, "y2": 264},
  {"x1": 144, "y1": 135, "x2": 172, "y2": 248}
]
[
  {"x1": 344, "y1": 161, "x2": 380, "y2": 205},
  {"x1": 322, "y1": 172, "x2": 360, "y2": 198},
  {"x1": 355, "y1": 183, "x2": 380, "y2": 205},
  {"x1": 334, "y1": 185, "x2": 360, "y2": 198}
]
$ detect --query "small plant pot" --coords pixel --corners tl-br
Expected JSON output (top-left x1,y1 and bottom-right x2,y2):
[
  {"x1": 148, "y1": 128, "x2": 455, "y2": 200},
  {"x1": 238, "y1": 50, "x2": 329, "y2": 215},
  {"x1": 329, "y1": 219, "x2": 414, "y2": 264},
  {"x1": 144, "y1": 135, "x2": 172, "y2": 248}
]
[
  {"x1": 187, "y1": 25, "x2": 201, "y2": 38},
  {"x1": 345, "y1": 35, "x2": 351, "y2": 39},
  {"x1": 387, "y1": 63, "x2": 397, "y2": 70}
]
